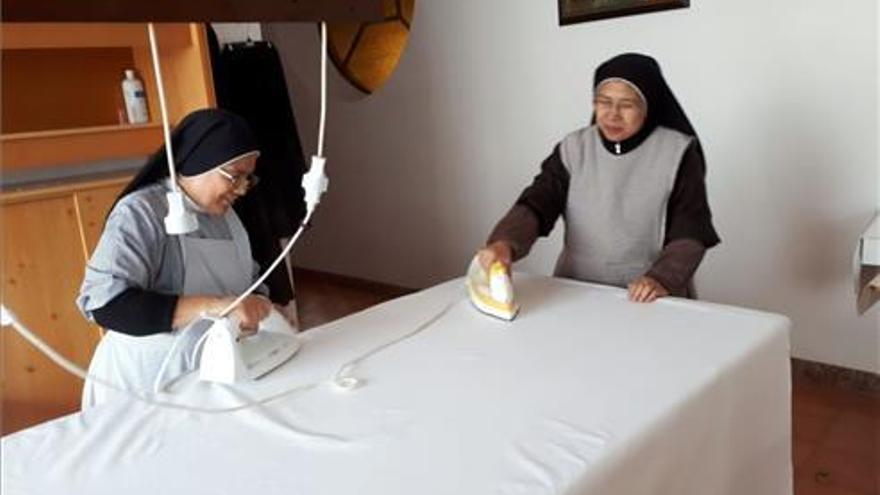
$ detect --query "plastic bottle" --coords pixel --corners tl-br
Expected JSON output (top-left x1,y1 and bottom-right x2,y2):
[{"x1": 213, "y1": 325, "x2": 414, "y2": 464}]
[{"x1": 121, "y1": 69, "x2": 149, "y2": 124}]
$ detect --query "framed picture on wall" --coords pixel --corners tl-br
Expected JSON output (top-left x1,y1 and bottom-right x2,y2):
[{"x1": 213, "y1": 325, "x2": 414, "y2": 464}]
[{"x1": 558, "y1": 0, "x2": 689, "y2": 25}]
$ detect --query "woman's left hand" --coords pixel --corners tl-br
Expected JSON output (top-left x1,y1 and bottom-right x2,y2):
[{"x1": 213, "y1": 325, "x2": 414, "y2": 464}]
[{"x1": 627, "y1": 276, "x2": 669, "y2": 303}]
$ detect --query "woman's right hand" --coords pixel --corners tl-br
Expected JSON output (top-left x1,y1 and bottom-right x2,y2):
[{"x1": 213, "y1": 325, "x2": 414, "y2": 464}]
[
  {"x1": 174, "y1": 295, "x2": 271, "y2": 333},
  {"x1": 224, "y1": 295, "x2": 272, "y2": 335},
  {"x1": 477, "y1": 240, "x2": 513, "y2": 273}
]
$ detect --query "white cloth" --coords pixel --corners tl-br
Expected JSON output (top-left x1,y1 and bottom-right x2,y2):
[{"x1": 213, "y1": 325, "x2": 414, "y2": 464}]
[
  {"x1": 3, "y1": 275, "x2": 792, "y2": 495},
  {"x1": 81, "y1": 208, "x2": 253, "y2": 408}
]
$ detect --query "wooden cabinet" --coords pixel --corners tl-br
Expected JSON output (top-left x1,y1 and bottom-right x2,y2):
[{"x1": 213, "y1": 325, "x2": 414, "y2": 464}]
[
  {"x1": 75, "y1": 182, "x2": 128, "y2": 257},
  {"x1": 1, "y1": 23, "x2": 215, "y2": 172},
  {"x1": 0, "y1": 22, "x2": 214, "y2": 434},
  {"x1": 1, "y1": 177, "x2": 128, "y2": 434}
]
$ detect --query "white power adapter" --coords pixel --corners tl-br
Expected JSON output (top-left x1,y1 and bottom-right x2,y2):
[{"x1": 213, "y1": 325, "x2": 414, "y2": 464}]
[
  {"x1": 302, "y1": 155, "x2": 329, "y2": 214},
  {"x1": 1, "y1": 305, "x2": 14, "y2": 326},
  {"x1": 164, "y1": 191, "x2": 198, "y2": 235}
]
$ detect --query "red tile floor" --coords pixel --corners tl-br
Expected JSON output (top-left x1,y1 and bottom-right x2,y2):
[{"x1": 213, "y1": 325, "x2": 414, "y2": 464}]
[{"x1": 792, "y1": 378, "x2": 879, "y2": 494}]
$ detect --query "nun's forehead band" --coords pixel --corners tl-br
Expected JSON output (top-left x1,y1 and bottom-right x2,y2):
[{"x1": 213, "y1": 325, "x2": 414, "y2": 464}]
[{"x1": 595, "y1": 77, "x2": 648, "y2": 109}]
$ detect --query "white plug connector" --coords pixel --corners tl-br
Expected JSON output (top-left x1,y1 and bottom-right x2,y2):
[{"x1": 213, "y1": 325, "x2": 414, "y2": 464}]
[
  {"x1": 1, "y1": 305, "x2": 14, "y2": 326},
  {"x1": 302, "y1": 155, "x2": 329, "y2": 215},
  {"x1": 332, "y1": 363, "x2": 362, "y2": 390},
  {"x1": 164, "y1": 191, "x2": 198, "y2": 235}
]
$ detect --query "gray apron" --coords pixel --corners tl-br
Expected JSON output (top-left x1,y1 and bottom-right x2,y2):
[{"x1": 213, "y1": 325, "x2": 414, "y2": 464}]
[
  {"x1": 554, "y1": 125, "x2": 692, "y2": 287},
  {"x1": 81, "y1": 210, "x2": 253, "y2": 409}
]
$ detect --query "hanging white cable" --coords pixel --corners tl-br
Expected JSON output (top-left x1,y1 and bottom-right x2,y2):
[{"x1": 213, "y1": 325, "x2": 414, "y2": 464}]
[
  {"x1": 148, "y1": 23, "x2": 177, "y2": 192},
  {"x1": 148, "y1": 23, "x2": 198, "y2": 235},
  {"x1": 218, "y1": 22, "x2": 329, "y2": 318},
  {"x1": 219, "y1": 210, "x2": 314, "y2": 317},
  {"x1": 318, "y1": 21, "x2": 327, "y2": 157}
]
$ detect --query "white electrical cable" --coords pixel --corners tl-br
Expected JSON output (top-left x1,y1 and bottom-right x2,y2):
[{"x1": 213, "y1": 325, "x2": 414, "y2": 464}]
[
  {"x1": 318, "y1": 21, "x2": 327, "y2": 157},
  {"x1": 149, "y1": 23, "x2": 197, "y2": 235},
  {"x1": 150, "y1": 313, "x2": 212, "y2": 395},
  {"x1": 147, "y1": 23, "x2": 178, "y2": 193},
  {"x1": 0, "y1": 306, "x2": 317, "y2": 414},
  {"x1": 2, "y1": 295, "x2": 459, "y2": 409},
  {"x1": 214, "y1": 21, "x2": 446, "y2": 387},
  {"x1": 332, "y1": 299, "x2": 461, "y2": 390},
  {"x1": 218, "y1": 21, "x2": 329, "y2": 318},
  {"x1": 219, "y1": 212, "x2": 313, "y2": 317}
]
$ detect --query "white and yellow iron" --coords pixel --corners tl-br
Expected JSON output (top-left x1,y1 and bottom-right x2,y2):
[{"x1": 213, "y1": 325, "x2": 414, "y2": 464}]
[{"x1": 466, "y1": 255, "x2": 520, "y2": 321}]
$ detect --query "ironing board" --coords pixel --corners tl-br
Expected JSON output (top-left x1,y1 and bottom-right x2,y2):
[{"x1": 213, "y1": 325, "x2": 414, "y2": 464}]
[{"x1": 1, "y1": 274, "x2": 792, "y2": 495}]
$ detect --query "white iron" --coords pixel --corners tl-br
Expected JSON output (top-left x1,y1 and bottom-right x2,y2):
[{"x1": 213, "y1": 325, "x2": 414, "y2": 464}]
[
  {"x1": 199, "y1": 309, "x2": 300, "y2": 384},
  {"x1": 465, "y1": 255, "x2": 520, "y2": 321}
]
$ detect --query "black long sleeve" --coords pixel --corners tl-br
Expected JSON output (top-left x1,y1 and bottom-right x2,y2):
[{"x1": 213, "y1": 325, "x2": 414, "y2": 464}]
[
  {"x1": 91, "y1": 288, "x2": 179, "y2": 336},
  {"x1": 646, "y1": 239, "x2": 706, "y2": 297}
]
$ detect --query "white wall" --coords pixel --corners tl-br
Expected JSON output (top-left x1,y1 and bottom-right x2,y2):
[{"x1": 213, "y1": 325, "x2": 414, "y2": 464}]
[
  {"x1": 211, "y1": 23, "x2": 263, "y2": 44},
  {"x1": 267, "y1": 0, "x2": 880, "y2": 372}
]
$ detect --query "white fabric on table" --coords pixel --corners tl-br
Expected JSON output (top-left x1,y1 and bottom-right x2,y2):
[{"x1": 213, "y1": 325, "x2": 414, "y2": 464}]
[{"x1": 1, "y1": 275, "x2": 792, "y2": 495}]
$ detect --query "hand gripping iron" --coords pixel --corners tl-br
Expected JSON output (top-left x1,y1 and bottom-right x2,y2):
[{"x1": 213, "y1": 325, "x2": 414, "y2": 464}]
[
  {"x1": 465, "y1": 255, "x2": 520, "y2": 321},
  {"x1": 198, "y1": 309, "x2": 300, "y2": 384}
]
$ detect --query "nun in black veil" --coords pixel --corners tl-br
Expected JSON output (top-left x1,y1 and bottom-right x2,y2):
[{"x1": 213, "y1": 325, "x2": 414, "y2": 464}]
[
  {"x1": 478, "y1": 53, "x2": 720, "y2": 302},
  {"x1": 77, "y1": 108, "x2": 274, "y2": 408}
]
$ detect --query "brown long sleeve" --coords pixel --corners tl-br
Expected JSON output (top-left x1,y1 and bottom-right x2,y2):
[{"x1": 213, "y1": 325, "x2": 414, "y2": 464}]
[
  {"x1": 487, "y1": 144, "x2": 568, "y2": 260},
  {"x1": 645, "y1": 238, "x2": 706, "y2": 297},
  {"x1": 488, "y1": 204, "x2": 542, "y2": 261},
  {"x1": 664, "y1": 141, "x2": 720, "y2": 248}
]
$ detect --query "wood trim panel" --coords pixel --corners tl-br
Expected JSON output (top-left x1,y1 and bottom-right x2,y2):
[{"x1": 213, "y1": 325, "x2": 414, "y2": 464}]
[{"x1": 4, "y1": 0, "x2": 384, "y2": 22}]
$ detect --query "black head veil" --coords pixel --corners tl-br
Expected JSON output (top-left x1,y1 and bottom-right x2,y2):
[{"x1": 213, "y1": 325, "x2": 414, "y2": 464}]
[
  {"x1": 592, "y1": 53, "x2": 701, "y2": 155},
  {"x1": 115, "y1": 108, "x2": 259, "y2": 204}
]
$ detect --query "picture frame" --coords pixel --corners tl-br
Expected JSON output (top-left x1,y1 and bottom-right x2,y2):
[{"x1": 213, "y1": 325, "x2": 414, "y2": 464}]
[{"x1": 558, "y1": 0, "x2": 689, "y2": 25}]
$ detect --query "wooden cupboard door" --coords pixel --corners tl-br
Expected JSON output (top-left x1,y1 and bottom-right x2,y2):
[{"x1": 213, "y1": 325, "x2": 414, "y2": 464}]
[
  {"x1": 74, "y1": 182, "x2": 126, "y2": 259},
  {"x1": 1, "y1": 195, "x2": 102, "y2": 434}
]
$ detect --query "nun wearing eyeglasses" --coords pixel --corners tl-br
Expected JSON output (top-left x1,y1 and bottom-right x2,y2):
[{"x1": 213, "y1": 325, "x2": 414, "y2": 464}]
[
  {"x1": 77, "y1": 108, "x2": 272, "y2": 408},
  {"x1": 477, "y1": 53, "x2": 720, "y2": 302}
]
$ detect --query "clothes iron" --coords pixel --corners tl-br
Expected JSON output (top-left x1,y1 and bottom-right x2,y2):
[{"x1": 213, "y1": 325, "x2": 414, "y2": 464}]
[
  {"x1": 465, "y1": 255, "x2": 520, "y2": 321},
  {"x1": 199, "y1": 309, "x2": 300, "y2": 384}
]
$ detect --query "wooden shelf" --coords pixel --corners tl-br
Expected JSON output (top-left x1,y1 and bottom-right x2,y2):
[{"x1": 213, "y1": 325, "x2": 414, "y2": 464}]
[
  {"x1": 1, "y1": 23, "x2": 192, "y2": 50},
  {"x1": 0, "y1": 23, "x2": 215, "y2": 171},
  {"x1": 2, "y1": 123, "x2": 161, "y2": 141},
  {"x1": 1, "y1": 124, "x2": 163, "y2": 171}
]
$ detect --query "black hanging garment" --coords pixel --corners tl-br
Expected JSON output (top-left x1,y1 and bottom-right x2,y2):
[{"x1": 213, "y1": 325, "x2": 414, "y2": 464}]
[{"x1": 207, "y1": 25, "x2": 307, "y2": 305}]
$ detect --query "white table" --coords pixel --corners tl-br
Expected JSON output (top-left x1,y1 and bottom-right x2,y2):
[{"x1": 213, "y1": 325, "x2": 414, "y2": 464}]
[{"x1": 2, "y1": 275, "x2": 792, "y2": 494}]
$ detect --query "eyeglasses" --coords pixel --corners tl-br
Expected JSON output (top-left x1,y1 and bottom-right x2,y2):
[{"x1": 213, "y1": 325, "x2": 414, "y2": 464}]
[
  {"x1": 593, "y1": 96, "x2": 644, "y2": 114},
  {"x1": 216, "y1": 167, "x2": 260, "y2": 192}
]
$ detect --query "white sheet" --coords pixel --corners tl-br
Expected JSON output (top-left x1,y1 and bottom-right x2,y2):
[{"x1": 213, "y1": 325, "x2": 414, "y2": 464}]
[{"x1": 1, "y1": 275, "x2": 792, "y2": 495}]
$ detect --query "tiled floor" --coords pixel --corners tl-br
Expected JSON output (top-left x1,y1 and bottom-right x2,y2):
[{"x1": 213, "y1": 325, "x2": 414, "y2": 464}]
[
  {"x1": 293, "y1": 267, "x2": 880, "y2": 495},
  {"x1": 792, "y1": 379, "x2": 879, "y2": 494},
  {"x1": 293, "y1": 267, "x2": 414, "y2": 330}
]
